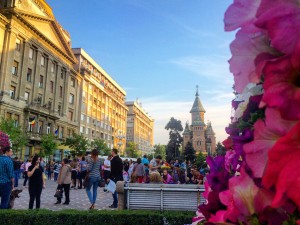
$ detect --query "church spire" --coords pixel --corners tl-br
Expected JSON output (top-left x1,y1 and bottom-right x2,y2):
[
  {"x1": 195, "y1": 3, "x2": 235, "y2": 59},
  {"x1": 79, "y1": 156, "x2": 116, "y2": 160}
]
[{"x1": 190, "y1": 85, "x2": 206, "y2": 113}]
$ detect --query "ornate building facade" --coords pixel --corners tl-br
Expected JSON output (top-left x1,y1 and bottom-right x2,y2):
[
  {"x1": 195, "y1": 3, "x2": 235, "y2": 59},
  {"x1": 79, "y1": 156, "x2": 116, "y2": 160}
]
[
  {"x1": 125, "y1": 100, "x2": 154, "y2": 155},
  {"x1": 72, "y1": 48, "x2": 128, "y2": 153},
  {"x1": 0, "y1": 0, "x2": 155, "y2": 159},
  {"x1": 183, "y1": 89, "x2": 216, "y2": 155},
  {"x1": 0, "y1": 0, "x2": 82, "y2": 159}
]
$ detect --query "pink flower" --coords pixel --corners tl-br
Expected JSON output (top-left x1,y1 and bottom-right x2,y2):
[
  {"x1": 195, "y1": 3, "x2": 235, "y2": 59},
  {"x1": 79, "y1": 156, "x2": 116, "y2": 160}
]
[
  {"x1": 219, "y1": 166, "x2": 259, "y2": 223},
  {"x1": 243, "y1": 108, "x2": 296, "y2": 178},
  {"x1": 256, "y1": 0, "x2": 300, "y2": 55},
  {"x1": 224, "y1": 150, "x2": 238, "y2": 173},
  {"x1": 261, "y1": 56, "x2": 300, "y2": 120},
  {"x1": 192, "y1": 211, "x2": 205, "y2": 225},
  {"x1": 228, "y1": 28, "x2": 274, "y2": 93},
  {"x1": 263, "y1": 121, "x2": 300, "y2": 208},
  {"x1": 224, "y1": 0, "x2": 261, "y2": 31}
]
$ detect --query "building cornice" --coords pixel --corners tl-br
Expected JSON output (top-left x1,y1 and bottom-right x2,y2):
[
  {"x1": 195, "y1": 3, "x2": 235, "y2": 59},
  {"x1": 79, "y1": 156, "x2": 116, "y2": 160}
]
[
  {"x1": 126, "y1": 101, "x2": 153, "y2": 122},
  {"x1": 72, "y1": 48, "x2": 126, "y2": 96},
  {"x1": 10, "y1": 10, "x2": 77, "y2": 65}
]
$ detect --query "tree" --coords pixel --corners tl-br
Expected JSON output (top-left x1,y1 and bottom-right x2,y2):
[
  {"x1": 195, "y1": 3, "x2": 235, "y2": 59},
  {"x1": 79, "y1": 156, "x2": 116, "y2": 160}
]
[
  {"x1": 184, "y1": 141, "x2": 196, "y2": 162},
  {"x1": 216, "y1": 142, "x2": 226, "y2": 156},
  {"x1": 153, "y1": 144, "x2": 166, "y2": 160},
  {"x1": 0, "y1": 119, "x2": 28, "y2": 157},
  {"x1": 91, "y1": 138, "x2": 111, "y2": 156},
  {"x1": 196, "y1": 152, "x2": 207, "y2": 169},
  {"x1": 41, "y1": 134, "x2": 58, "y2": 161},
  {"x1": 165, "y1": 117, "x2": 183, "y2": 162},
  {"x1": 126, "y1": 142, "x2": 139, "y2": 158},
  {"x1": 63, "y1": 133, "x2": 89, "y2": 156}
]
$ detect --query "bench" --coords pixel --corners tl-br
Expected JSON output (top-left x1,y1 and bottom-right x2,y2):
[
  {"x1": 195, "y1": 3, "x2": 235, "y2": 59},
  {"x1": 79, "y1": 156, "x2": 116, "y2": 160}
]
[{"x1": 123, "y1": 183, "x2": 205, "y2": 211}]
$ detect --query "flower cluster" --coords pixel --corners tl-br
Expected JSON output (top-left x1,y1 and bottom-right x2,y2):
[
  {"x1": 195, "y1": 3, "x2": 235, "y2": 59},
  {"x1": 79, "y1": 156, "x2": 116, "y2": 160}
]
[
  {"x1": 0, "y1": 130, "x2": 11, "y2": 153},
  {"x1": 193, "y1": 0, "x2": 300, "y2": 224}
]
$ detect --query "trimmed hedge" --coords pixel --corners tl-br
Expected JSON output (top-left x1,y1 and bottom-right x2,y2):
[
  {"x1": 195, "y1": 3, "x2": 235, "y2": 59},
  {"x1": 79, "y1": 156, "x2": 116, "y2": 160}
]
[{"x1": 0, "y1": 209, "x2": 194, "y2": 225}]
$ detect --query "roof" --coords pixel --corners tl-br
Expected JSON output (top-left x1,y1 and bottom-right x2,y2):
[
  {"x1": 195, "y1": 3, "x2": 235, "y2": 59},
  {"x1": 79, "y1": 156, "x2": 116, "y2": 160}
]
[
  {"x1": 183, "y1": 122, "x2": 190, "y2": 135},
  {"x1": 190, "y1": 90, "x2": 206, "y2": 113},
  {"x1": 205, "y1": 121, "x2": 215, "y2": 135}
]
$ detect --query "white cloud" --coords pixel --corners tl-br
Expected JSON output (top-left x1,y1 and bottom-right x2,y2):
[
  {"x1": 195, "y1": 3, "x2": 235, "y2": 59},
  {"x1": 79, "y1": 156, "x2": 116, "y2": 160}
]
[{"x1": 170, "y1": 55, "x2": 233, "y2": 86}]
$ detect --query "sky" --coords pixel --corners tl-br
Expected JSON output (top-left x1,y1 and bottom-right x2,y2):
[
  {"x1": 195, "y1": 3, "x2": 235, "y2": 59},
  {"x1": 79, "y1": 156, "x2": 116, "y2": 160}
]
[{"x1": 47, "y1": 0, "x2": 235, "y2": 145}]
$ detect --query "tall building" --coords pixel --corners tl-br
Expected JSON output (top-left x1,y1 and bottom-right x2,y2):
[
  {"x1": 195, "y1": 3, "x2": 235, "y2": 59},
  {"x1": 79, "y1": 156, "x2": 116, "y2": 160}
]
[
  {"x1": 72, "y1": 48, "x2": 128, "y2": 152},
  {"x1": 183, "y1": 88, "x2": 216, "y2": 155},
  {"x1": 0, "y1": 0, "x2": 81, "y2": 159},
  {"x1": 126, "y1": 100, "x2": 154, "y2": 154}
]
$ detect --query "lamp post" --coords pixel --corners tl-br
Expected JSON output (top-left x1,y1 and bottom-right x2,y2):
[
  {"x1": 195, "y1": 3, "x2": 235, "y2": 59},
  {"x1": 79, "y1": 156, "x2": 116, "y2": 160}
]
[{"x1": 116, "y1": 130, "x2": 126, "y2": 156}]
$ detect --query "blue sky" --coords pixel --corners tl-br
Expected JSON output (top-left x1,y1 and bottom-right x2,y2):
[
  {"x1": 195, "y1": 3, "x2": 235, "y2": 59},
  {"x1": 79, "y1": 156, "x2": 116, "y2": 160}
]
[{"x1": 47, "y1": 0, "x2": 235, "y2": 145}]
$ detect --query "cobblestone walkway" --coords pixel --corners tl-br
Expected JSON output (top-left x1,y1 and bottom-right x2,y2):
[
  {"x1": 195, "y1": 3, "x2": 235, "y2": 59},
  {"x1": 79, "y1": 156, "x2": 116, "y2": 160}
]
[{"x1": 13, "y1": 178, "x2": 114, "y2": 211}]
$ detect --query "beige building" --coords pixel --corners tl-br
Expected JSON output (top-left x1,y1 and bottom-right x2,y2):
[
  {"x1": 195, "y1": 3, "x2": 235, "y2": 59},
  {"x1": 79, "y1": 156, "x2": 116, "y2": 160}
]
[
  {"x1": 126, "y1": 101, "x2": 154, "y2": 154},
  {"x1": 72, "y1": 48, "x2": 128, "y2": 153},
  {"x1": 183, "y1": 89, "x2": 216, "y2": 155},
  {"x1": 0, "y1": 0, "x2": 82, "y2": 159}
]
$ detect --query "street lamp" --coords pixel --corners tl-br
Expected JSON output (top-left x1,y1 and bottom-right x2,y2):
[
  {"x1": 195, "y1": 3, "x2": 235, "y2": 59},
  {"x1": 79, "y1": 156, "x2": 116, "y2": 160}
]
[{"x1": 116, "y1": 130, "x2": 126, "y2": 155}]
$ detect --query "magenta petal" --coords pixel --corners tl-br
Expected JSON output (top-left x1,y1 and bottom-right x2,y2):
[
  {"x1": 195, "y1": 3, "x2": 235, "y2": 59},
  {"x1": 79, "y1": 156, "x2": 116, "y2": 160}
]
[{"x1": 224, "y1": 0, "x2": 261, "y2": 31}]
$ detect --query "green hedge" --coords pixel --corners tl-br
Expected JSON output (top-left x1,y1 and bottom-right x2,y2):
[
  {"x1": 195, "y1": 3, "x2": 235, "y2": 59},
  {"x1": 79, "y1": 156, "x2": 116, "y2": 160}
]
[{"x1": 0, "y1": 209, "x2": 194, "y2": 225}]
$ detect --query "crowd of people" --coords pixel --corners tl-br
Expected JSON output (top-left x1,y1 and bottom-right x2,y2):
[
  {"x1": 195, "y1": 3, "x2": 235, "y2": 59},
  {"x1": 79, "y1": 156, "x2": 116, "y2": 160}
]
[{"x1": 1, "y1": 141, "x2": 207, "y2": 210}]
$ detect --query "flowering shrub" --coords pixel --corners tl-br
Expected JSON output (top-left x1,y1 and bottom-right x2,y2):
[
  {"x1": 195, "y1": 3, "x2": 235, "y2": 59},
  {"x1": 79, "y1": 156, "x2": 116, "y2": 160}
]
[
  {"x1": 0, "y1": 130, "x2": 12, "y2": 152},
  {"x1": 193, "y1": 0, "x2": 300, "y2": 224}
]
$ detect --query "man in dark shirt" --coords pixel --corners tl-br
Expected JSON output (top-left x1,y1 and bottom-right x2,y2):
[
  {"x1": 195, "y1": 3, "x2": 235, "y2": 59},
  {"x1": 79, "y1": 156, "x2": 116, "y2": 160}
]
[
  {"x1": 13, "y1": 157, "x2": 22, "y2": 187},
  {"x1": 0, "y1": 146, "x2": 14, "y2": 209},
  {"x1": 109, "y1": 148, "x2": 123, "y2": 208}
]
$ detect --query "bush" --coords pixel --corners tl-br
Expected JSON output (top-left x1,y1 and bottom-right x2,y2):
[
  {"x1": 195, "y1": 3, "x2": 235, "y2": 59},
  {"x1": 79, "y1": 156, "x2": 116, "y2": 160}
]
[{"x1": 0, "y1": 209, "x2": 194, "y2": 225}]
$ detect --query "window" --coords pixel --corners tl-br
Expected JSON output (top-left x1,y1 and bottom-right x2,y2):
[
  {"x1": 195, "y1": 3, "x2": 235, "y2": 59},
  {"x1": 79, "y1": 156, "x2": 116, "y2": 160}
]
[
  {"x1": 15, "y1": 39, "x2": 21, "y2": 51},
  {"x1": 81, "y1": 114, "x2": 86, "y2": 121},
  {"x1": 59, "y1": 86, "x2": 63, "y2": 98},
  {"x1": 87, "y1": 117, "x2": 91, "y2": 123},
  {"x1": 29, "y1": 48, "x2": 34, "y2": 59},
  {"x1": 39, "y1": 75, "x2": 44, "y2": 88},
  {"x1": 51, "y1": 62, "x2": 55, "y2": 73},
  {"x1": 10, "y1": 86, "x2": 16, "y2": 99},
  {"x1": 58, "y1": 105, "x2": 61, "y2": 114},
  {"x1": 59, "y1": 127, "x2": 64, "y2": 138},
  {"x1": 28, "y1": 117, "x2": 35, "y2": 132},
  {"x1": 86, "y1": 128, "x2": 90, "y2": 135},
  {"x1": 47, "y1": 123, "x2": 51, "y2": 134},
  {"x1": 27, "y1": 68, "x2": 32, "y2": 82},
  {"x1": 24, "y1": 91, "x2": 29, "y2": 102},
  {"x1": 61, "y1": 69, "x2": 65, "y2": 79},
  {"x1": 71, "y1": 77, "x2": 75, "y2": 87},
  {"x1": 6, "y1": 112, "x2": 12, "y2": 120},
  {"x1": 68, "y1": 111, "x2": 73, "y2": 121},
  {"x1": 12, "y1": 61, "x2": 18, "y2": 75},
  {"x1": 80, "y1": 126, "x2": 84, "y2": 134},
  {"x1": 41, "y1": 56, "x2": 45, "y2": 67},
  {"x1": 38, "y1": 121, "x2": 43, "y2": 134},
  {"x1": 50, "y1": 81, "x2": 54, "y2": 93},
  {"x1": 13, "y1": 115, "x2": 19, "y2": 127},
  {"x1": 69, "y1": 94, "x2": 74, "y2": 104}
]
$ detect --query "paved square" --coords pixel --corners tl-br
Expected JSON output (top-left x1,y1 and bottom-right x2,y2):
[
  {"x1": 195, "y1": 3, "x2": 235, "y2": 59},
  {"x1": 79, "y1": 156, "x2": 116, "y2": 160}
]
[{"x1": 13, "y1": 178, "x2": 114, "y2": 211}]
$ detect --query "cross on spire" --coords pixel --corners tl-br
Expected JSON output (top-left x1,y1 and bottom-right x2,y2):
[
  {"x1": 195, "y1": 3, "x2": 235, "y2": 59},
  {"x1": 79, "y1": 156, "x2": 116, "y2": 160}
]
[{"x1": 196, "y1": 85, "x2": 199, "y2": 97}]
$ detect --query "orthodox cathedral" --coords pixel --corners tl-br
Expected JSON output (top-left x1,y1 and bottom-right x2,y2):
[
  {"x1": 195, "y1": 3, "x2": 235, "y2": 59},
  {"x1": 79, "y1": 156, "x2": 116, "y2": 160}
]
[{"x1": 182, "y1": 88, "x2": 216, "y2": 155}]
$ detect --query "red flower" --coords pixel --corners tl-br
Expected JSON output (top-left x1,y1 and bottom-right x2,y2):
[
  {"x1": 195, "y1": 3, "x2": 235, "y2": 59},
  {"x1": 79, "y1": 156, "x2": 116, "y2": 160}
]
[{"x1": 263, "y1": 121, "x2": 300, "y2": 208}]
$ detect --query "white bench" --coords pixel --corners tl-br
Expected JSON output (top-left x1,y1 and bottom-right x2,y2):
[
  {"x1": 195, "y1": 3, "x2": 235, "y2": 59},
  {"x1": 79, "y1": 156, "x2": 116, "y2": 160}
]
[{"x1": 124, "y1": 183, "x2": 205, "y2": 211}]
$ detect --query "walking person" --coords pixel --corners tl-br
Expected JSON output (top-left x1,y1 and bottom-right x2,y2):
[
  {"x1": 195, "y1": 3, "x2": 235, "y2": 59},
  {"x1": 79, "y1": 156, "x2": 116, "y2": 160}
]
[
  {"x1": 86, "y1": 149, "x2": 101, "y2": 210},
  {"x1": 23, "y1": 158, "x2": 32, "y2": 187},
  {"x1": 0, "y1": 141, "x2": 14, "y2": 209},
  {"x1": 109, "y1": 148, "x2": 123, "y2": 208},
  {"x1": 53, "y1": 161, "x2": 61, "y2": 182},
  {"x1": 27, "y1": 155, "x2": 45, "y2": 209},
  {"x1": 70, "y1": 158, "x2": 78, "y2": 189},
  {"x1": 78, "y1": 157, "x2": 87, "y2": 189},
  {"x1": 13, "y1": 157, "x2": 21, "y2": 187},
  {"x1": 55, "y1": 158, "x2": 72, "y2": 205}
]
